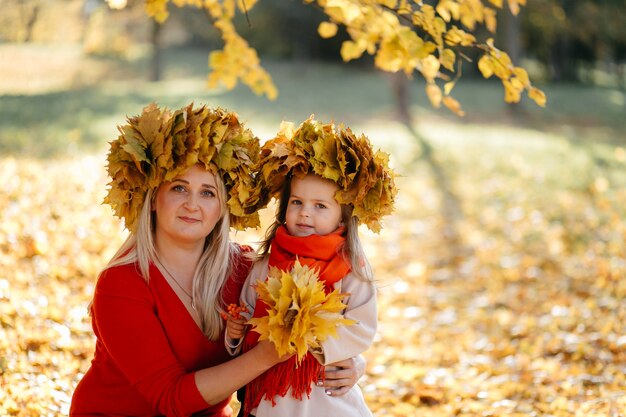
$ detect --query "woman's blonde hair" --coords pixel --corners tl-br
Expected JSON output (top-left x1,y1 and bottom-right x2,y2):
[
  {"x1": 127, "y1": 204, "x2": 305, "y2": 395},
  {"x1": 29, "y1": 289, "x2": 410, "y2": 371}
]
[
  {"x1": 103, "y1": 171, "x2": 239, "y2": 340},
  {"x1": 257, "y1": 175, "x2": 373, "y2": 283}
]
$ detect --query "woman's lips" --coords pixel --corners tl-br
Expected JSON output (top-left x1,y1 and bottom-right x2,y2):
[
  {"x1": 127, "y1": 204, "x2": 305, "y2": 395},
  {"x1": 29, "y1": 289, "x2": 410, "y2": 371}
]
[{"x1": 179, "y1": 216, "x2": 200, "y2": 223}]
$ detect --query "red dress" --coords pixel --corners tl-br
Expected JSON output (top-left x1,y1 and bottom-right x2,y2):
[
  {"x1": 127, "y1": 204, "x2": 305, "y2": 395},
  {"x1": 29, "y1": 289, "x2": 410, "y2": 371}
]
[{"x1": 70, "y1": 245, "x2": 252, "y2": 417}]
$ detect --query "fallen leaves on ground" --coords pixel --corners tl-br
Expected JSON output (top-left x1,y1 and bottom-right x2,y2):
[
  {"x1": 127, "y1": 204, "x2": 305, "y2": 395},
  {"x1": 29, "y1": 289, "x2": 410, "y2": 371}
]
[{"x1": 0, "y1": 149, "x2": 624, "y2": 416}]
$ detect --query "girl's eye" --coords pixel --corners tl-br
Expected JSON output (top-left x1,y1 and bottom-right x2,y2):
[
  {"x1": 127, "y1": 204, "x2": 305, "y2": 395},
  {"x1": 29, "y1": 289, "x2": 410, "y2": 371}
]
[
  {"x1": 316, "y1": 203, "x2": 327, "y2": 209},
  {"x1": 290, "y1": 199, "x2": 302, "y2": 205}
]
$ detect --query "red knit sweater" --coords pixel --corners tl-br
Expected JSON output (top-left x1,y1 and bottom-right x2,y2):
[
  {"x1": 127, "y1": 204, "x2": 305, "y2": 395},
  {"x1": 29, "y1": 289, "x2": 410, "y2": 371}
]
[{"x1": 70, "y1": 245, "x2": 252, "y2": 417}]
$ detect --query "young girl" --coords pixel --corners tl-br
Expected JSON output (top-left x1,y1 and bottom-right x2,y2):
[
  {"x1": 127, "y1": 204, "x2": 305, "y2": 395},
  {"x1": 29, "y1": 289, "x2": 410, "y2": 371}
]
[{"x1": 226, "y1": 117, "x2": 397, "y2": 417}]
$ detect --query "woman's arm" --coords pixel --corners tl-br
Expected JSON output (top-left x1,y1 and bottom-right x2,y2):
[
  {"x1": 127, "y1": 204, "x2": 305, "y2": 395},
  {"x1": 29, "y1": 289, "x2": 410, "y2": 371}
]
[
  {"x1": 195, "y1": 340, "x2": 286, "y2": 405},
  {"x1": 322, "y1": 354, "x2": 366, "y2": 396},
  {"x1": 93, "y1": 266, "x2": 287, "y2": 415}
]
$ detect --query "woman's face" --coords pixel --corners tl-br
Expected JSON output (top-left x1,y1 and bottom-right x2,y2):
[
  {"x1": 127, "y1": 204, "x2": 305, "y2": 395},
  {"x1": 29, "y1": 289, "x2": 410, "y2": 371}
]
[
  {"x1": 285, "y1": 174, "x2": 343, "y2": 237},
  {"x1": 153, "y1": 165, "x2": 223, "y2": 248}
]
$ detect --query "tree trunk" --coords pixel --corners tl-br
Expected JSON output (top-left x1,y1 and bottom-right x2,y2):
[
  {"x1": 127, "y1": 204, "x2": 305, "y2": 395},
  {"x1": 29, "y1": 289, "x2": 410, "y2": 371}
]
[
  {"x1": 389, "y1": 72, "x2": 412, "y2": 124},
  {"x1": 20, "y1": 0, "x2": 39, "y2": 42},
  {"x1": 150, "y1": 20, "x2": 163, "y2": 82}
]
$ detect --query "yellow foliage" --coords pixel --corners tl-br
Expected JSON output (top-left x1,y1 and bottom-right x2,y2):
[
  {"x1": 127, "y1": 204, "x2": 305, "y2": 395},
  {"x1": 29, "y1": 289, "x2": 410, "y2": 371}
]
[
  {"x1": 444, "y1": 26, "x2": 477, "y2": 47},
  {"x1": 484, "y1": 7, "x2": 497, "y2": 33},
  {"x1": 443, "y1": 80, "x2": 456, "y2": 95},
  {"x1": 141, "y1": 0, "x2": 546, "y2": 114},
  {"x1": 508, "y1": 0, "x2": 526, "y2": 15},
  {"x1": 440, "y1": 48, "x2": 456, "y2": 72},
  {"x1": 442, "y1": 96, "x2": 465, "y2": 117},
  {"x1": 340, "y1": 39, "x2": 367, "y2": 62},
  {"x1": 104, "y1": 103, "x2": 261, "y2": 232},
  {"x1": 426, "y1": 83, "x2": 442, "y2": 108},
  {"x1": 255, "y1": 116, "x2": 397, "y2": 232},
  {"x1": 145, "y1": 0, "x2": 169, "y2": 23},
  {"x1": 420, "y1": 55, "x2": 441, "y2": 82},
  {"x1": 478, "y1": 54, "x2": 494, "y2": 78},
  {"x1": 503, "y1": 78, "x2": 522, "y2": 103},
  {"x1": 318, "y1": 21, "x2": 338, "y2": 38},
  {"x1": 436, "y1": 0, "x2": 460, "y2": 22},
  {"x1": 529, "y1": 87, "x2": 547, "y2": 107},
  {"x1": 248, "y1": 260, "x2": 355, "y2": 362},
  {"x1": 206, "y1": 17, "x2": 277, "y2": 100}
]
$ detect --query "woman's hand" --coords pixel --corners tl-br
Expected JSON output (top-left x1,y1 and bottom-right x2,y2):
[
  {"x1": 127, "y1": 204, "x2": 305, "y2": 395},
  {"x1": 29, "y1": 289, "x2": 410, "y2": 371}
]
[{"x1": 320, "y1": 355, "x2": 366, "y2": 396}]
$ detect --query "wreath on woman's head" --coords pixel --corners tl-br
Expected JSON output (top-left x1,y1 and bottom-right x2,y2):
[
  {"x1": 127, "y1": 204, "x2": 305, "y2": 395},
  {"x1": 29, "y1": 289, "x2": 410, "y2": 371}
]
[
  {"x1": 256, "y1": 116, "x2": 397, "y2": 232},
  {"x1": 104, "y1": 103, "x2": 261, "y2": 233}
]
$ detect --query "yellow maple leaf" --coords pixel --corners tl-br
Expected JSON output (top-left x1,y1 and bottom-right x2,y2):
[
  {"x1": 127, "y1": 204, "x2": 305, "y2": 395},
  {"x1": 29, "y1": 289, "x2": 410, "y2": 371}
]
[
  {"x1": 508, "y1": 0, "x2": 524, "y2": 15},
  {"x1": 478, "y1": 55, "x2": 494, "y2": 78},
  {"x1": 440, "y1": 48, "x2": 456, "y2": 72},
  {"x1": 341, "y1": 39, "x2": 367, "y2": 62},
  {"x1": 145, "y1": 0, "x2": 169, "y2": 23},
  {"x1": 420, "y1": 55, "x2": 440, "y2": 82},
  {"x1": 248, "y1": 260, "x2": 355, "y2": 363},
  {"x1": 528, "y1": 87, "x2": 547, "y2": 107},
  {"x1": 426, "y1": 84, "x2": 442, "y2": 108},
  {"x1": 484, "y1": 7, "x2": 497, "y2": 33},
  {"x1": 444, "y1": 26, "x2": 476, "y2": 47},
  {"x1": 442, "y1": 96, "x2": 465, "y2": 117},
  {"x1": 503, "y1": 78, "x2": 522, "y2": 103},
  {"x1": 318, "y1": 21, "x2": 338, "y2": 38},
  {"x1": 436, "y1": 0, "x2": 460, "y2": 22}
]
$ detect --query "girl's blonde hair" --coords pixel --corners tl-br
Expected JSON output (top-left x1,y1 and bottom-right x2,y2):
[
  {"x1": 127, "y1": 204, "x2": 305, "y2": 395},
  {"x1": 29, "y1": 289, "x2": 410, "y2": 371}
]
[
  {"x1": 102, "y1": 171, "x2": 239, "y2": 340},
  {"x1": 257, "y1": 175, "x2": 373, "y2": 283}
]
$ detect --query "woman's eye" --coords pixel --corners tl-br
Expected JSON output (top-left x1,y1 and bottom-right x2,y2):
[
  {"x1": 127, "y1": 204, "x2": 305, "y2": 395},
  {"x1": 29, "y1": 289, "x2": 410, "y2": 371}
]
[
  {"x1": 201, "y1": 190, "x2": 215, "y2": 198},
  {"x1": 172, "y1": 185, "x2": 186, "y2": 193}
]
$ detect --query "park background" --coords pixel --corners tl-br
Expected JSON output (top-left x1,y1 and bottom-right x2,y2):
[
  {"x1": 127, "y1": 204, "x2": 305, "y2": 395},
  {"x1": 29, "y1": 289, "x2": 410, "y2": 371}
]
[{"x1": 0, "y1": 0, "x2": 625, "y2": 415}]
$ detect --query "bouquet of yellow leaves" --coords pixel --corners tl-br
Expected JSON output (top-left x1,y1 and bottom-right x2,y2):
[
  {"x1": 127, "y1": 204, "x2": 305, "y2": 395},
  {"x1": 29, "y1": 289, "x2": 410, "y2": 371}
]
[{"x1": 248, "y1": 260, "x2": 355, "y2": 364}]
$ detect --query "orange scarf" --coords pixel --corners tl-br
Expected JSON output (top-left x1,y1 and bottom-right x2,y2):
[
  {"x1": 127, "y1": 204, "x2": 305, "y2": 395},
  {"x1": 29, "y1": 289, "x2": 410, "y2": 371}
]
[{"x1": 243, "y1": 226, "x2": 351, "y2": 413}]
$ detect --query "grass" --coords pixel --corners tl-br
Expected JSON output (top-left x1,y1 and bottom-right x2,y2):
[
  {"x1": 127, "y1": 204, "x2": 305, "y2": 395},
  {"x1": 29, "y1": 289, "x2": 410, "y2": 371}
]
[{"x1": 1, "y1": 44, "x2": 625, "y2": 230}]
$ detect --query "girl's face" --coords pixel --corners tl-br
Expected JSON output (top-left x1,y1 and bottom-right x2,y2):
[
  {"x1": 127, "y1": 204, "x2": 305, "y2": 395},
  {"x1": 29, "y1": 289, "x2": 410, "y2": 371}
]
[
  {"x1": 153, "y1": 165, "x2": 223, "y2": 248},
  {"x1": 285, "y1": 174, "x2": 343, "y2": 237}
]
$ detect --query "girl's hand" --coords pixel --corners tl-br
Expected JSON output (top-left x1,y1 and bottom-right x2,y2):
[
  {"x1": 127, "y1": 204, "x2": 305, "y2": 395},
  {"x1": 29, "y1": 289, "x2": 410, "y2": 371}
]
[
  {"x1": 226, "y1": 317, "x2": 246, "y2": 340},
  {"x1": 319, "y1": 355, "x2": 366, "y2": 396},
  {"x1": 222, "y1": 302, "x2": 249, "y2": 340}
]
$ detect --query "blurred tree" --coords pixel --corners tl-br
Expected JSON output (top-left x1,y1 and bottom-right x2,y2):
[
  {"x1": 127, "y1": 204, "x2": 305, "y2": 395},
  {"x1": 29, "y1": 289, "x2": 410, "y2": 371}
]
[
  {"x1": 0, "y1": 0, "x2": 41, "y2": 42},
  {"x1": 136, "y1": 0, "x2": 546, "y2": 116},
  {"x1": 522, "y1": 0, "x2": 626, "y2": 86},
  {"x1": 150, "y1": 19, "x2": 162, "y2": 81},
  {"x1": 21, "y1": 0, "x2": 40, "y2": 42},
  {"x1": 0, "y1": 0, "x2": 85, "y2": 43}
]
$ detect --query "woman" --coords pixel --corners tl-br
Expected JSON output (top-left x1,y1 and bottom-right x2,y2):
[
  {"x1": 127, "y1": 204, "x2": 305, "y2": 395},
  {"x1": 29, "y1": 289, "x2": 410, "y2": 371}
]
[{"x1": 70, "y1": 103, "x2": 363, "y2": 417}]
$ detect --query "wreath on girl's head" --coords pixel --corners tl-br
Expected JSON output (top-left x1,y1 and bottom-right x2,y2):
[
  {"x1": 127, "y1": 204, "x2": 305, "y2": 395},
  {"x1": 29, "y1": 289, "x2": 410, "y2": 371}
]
[
  {"x1": 256, "y1": 116, "x2": 397, "y2": 232},
  {"x1": 104, "y1": 103, "x2": 261, "y2": 233}
]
